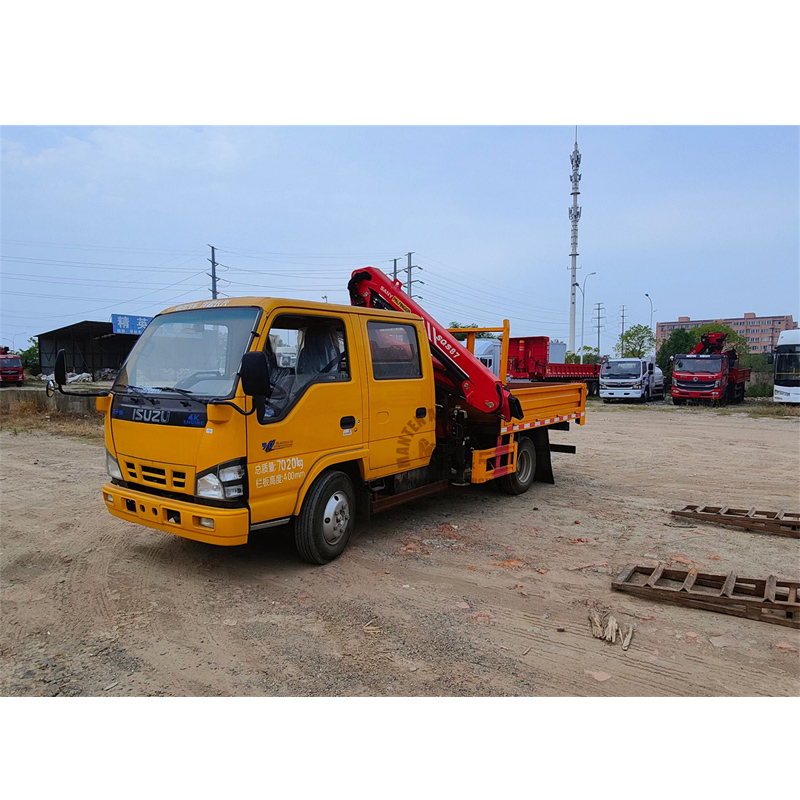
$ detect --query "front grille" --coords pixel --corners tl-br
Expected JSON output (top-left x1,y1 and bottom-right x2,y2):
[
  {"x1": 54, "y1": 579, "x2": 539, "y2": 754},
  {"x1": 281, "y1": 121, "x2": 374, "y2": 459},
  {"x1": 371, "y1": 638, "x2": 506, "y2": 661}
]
[
  {"x1": 121, "y1": 458, "x2": 193, "y2": 494},
  {"x1": 675, "y1": 380, "x2": 716, "y2": 391}
]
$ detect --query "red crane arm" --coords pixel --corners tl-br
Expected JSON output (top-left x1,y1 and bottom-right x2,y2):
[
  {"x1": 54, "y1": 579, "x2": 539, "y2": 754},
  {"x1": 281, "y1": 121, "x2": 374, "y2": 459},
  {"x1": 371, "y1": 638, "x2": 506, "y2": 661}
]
[
  {"x1": 689, "y1": 332, "x2": 727, "y2": 355},
  {"x1": 348, "y1": 267, "x2": 523, "y2": 421}
]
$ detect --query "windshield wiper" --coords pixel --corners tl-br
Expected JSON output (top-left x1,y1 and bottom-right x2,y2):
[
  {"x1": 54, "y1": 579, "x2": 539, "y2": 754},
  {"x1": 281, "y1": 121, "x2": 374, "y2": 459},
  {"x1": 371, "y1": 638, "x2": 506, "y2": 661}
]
[
  {"x1": 151, "y1": 386, "x2": 210, "y2": 401},
  {"x1": 115, "y1": 383, "x2": 158, "y2": 405}
]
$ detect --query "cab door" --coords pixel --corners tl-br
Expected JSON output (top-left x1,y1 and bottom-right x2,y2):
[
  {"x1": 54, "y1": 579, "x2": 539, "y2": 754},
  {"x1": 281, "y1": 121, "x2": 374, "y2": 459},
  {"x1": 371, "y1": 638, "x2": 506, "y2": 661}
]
[
  {"x1": 246, "y1": 310, "x2": 364, "y2": 524},
  {"x1": 360, "y1": 317, "x2": 435, "y2": 473}
]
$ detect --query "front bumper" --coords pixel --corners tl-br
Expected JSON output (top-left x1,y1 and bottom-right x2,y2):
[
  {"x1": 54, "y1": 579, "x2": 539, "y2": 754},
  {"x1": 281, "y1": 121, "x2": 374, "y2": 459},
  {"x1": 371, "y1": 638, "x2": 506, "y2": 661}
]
[
  {"x1": 102, "y1": 482, "x2": 251, "y2": 546},
  {"x1": 600, "y1": 388, "x2": 644, "y2": 399},
  {"x1": 671, "y1": 388, "x2": 722, "y2": 399}
]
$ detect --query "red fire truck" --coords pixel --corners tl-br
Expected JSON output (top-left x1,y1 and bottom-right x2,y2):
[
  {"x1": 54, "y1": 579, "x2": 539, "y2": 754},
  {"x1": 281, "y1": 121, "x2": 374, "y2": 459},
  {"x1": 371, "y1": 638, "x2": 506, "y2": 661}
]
[{"x1": 671, "y1": 333, "x2": 750, "y2": 405}]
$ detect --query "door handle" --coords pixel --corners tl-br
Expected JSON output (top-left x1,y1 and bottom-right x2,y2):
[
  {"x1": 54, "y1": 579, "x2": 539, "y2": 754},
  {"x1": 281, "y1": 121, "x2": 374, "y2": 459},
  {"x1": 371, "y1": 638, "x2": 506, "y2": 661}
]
[
  {"x1": 340, "y1": 415, "x2": 356, "y2": 429},
  {"x1": 415, "y1": 407, "x2": 427, "y2": 419}
]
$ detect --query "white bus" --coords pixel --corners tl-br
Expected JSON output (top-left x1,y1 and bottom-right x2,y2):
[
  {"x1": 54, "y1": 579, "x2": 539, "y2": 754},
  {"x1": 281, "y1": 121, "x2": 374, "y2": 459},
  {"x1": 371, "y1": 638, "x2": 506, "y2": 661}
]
[{"x1": 771, "y1": 329, "x2": 800, "y2": 404}]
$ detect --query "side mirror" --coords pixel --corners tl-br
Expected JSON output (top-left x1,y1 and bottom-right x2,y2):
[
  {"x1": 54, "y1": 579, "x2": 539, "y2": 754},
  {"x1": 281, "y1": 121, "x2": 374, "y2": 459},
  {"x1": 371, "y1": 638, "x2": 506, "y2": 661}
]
[
  {"x1": 648, "y1": 363, "x2": 654, "y2": 373},
  {"x1": 46, "y1": 379, "x2": 56, "y2": 398},
  {"x1": 767, "y1": 354, "x2": 774, "y2": 364},
  {"x1": 55, "y1": 349, "x2": 67, "y2": 386},
  {"x1": 240, "y1": 351, "x2": 271, "y2": 396}
]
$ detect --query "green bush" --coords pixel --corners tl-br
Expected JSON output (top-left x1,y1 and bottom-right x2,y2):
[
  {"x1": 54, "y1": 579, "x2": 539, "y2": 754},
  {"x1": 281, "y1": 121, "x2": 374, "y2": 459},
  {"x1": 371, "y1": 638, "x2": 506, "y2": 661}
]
[{"x1": 746, "y1": 382, "x2": 773, "y2": 398}]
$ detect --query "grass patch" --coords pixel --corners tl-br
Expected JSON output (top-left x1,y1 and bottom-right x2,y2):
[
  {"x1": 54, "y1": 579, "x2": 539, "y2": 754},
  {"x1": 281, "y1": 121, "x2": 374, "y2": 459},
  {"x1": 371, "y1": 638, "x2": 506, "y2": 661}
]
[
  {"x1": 0, "y1": 399, "x2": 104, "y2": 442},
  {"x1": 716, "y1": 400, "x2": 800, "y2": 419}
]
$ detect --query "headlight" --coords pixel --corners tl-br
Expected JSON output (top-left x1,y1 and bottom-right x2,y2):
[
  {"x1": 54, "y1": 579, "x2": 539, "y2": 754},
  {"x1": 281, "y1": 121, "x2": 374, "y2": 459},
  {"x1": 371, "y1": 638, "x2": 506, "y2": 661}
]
[
  {"x1": 196, "y1": 472, "x2": 223, "y2": 499},
  {"x1": 632, "y1": 381, "x2": 641, "y2": 389},
  {"x1": 106, "y1": 450, "x2": 123, "y2": 480},
  {"x1": 713, "y1": 380, "x2": 722, "y2": 387},
  {"x1": 195, "y1": 458, "x2": 247, "y2": 501}
]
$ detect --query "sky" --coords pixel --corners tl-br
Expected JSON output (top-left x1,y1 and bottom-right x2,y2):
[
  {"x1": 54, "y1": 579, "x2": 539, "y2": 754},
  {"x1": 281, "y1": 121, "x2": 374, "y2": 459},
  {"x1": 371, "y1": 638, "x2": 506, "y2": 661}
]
[{"x1": 1, "y1": 125, "x2": 798, "y2": 355}]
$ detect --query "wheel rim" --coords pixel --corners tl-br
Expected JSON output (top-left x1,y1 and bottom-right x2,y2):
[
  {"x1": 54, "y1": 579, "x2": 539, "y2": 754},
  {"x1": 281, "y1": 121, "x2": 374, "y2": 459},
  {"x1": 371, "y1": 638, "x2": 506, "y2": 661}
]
[
  {"x1": 322, "y1": 491, "x2": 351, "y2": 545},
  {"x1": 516, "y1": 446, "x2": 533, "y2": 484}
]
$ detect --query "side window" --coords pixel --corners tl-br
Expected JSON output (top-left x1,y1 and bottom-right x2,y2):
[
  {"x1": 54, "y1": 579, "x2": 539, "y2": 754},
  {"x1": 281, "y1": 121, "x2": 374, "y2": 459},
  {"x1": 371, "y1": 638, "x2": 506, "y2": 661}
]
[
  {"x1": 367, "y1": 321, "x2": 423, "y2": 380},
  {"x1": 261, "y1": 314, "x2": 349, "y2": 422}
]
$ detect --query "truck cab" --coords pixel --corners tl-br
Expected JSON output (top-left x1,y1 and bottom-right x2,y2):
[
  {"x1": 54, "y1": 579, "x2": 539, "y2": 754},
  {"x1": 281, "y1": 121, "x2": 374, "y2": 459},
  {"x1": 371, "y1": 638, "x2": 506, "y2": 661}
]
[
  {"x1": 599, "y1": 358, "x2": 663, "y2": 402},
  {"x1": 0, "y1": 351, "x2": 24, "y2": 386}
]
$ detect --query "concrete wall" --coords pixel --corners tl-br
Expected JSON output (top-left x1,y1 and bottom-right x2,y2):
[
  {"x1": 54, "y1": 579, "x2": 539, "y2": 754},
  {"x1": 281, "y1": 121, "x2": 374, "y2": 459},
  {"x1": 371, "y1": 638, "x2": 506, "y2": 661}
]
[{"x1": 0, "y1": 387, "x2": 102, "y2": 416}]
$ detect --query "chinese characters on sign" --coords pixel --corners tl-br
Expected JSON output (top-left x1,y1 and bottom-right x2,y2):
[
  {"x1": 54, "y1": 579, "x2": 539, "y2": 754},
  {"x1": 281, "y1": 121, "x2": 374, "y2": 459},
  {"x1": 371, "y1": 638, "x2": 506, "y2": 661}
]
[
  {"x1": 253, "y1": 457, "x2": 306, "y2": 489},
  {"x1": 111, "y1": 314, "x2": 153, "y2": 335}
]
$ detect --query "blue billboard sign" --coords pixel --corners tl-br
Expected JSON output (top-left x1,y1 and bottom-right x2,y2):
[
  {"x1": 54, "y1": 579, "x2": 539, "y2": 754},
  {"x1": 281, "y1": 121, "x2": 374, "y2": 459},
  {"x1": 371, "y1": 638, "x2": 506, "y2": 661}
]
[{"x1": 111, "y1": 314, "x2": 153, "y2": 335}]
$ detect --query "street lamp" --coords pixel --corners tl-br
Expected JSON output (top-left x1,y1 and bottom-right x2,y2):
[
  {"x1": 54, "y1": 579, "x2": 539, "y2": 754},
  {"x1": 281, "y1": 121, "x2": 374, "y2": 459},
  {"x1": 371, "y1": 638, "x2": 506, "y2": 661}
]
[
  {"x1": 573, "y1": 271, "x2": 596, "y2": 363},
  {"x1": 645, "y1": 293, "x2": 658, "y2": 355}
]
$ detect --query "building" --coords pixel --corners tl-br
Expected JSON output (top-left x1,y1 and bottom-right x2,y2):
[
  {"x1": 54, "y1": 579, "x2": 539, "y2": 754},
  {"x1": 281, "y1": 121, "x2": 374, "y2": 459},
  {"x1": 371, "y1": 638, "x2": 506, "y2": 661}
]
[
  {"x1": 656, "y1": 312, "x2": 797, "y2": 353},
  {"x1": 38, "y1": 320, "x2": 141, "y2": 377}
]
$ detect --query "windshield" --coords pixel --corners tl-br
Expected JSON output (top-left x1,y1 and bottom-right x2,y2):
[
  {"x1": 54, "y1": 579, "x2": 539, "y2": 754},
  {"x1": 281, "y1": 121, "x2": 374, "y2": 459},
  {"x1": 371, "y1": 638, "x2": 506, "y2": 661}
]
[
  {"x1": 775, "y1": 350, "x2": 800, "y2": 387},
  {"x1": 1, "y1": 357, "x2": 22, "y2": 367},
  {"x1": 115, "y1": 306, "x2": 260, "y2": 398},
  {"x1": 674, "y1": 356, "x2": 723, "y2": 374},
  {"x1": 601, "y1": 361, "x2": 642, "y2": 378}
]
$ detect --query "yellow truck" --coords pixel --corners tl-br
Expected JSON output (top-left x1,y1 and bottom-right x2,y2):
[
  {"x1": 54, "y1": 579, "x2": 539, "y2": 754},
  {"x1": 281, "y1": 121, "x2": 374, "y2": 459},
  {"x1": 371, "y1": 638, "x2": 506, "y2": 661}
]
[{"x1": 49, "y1": 267, "x2": 585, "y2": 563}]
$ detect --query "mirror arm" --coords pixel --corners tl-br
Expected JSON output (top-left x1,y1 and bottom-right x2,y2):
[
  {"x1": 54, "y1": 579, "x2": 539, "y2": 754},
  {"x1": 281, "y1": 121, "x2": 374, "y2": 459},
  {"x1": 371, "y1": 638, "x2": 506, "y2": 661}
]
[
  {"x1": 208, "y1": 397, "x2": 257, "y2": 416},
  {"x1": 48, "y1": 380, "x2": 110, "y2": 398}
]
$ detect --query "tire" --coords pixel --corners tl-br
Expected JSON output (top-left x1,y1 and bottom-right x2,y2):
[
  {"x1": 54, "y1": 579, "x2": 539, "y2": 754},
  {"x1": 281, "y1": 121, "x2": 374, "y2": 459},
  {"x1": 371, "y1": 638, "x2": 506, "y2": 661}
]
[
  {"x1": 294, "y1": 470, "x2": 355, "y2": 564},
  {"x1": 672, "y1": 397, "x2": 686, "y2": 406},
  {"x1": 499, "y1": 437, "x2": 536, "y2": 496}
]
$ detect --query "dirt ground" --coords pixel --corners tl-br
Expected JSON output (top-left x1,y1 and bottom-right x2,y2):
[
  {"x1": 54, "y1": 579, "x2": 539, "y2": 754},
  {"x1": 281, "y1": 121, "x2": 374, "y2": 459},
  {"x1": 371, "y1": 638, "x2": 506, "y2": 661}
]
[{"x1": 1, "y1": 402, "x2": 798, "y2": 697}]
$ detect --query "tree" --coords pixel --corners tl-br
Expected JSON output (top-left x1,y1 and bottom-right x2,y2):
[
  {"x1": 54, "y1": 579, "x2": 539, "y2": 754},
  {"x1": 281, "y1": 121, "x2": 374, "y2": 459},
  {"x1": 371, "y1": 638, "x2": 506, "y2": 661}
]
[
  {"x1": 614, "y1": 324, "x2": 656, "y2": 358},
  {"x1": 448, "y1": 321, "x2": 498, "y2": 342},
  {"x1": 656, "y1": 327, "x2": 694, "y2": 380},
  {"x1": 19, "y1": 337, "x2": 39, "y2": 373}
]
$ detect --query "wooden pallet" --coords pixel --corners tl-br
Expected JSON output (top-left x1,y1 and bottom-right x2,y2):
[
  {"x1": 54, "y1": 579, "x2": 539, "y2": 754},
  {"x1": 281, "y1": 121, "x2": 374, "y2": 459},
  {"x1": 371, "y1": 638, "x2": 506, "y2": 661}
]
[
  {"x1": 612, "y1": 564, "x2": 800, "y2": 628},
  {"x1": 672, "y1": 504, "x2": 800, "y2": 537}
]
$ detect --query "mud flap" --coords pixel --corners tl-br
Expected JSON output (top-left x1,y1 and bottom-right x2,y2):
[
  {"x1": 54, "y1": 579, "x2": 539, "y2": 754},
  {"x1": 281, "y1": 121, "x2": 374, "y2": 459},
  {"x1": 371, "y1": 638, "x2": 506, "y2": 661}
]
[{"x1": 530, "y1": 427, "x2": 554, "y2": 485}]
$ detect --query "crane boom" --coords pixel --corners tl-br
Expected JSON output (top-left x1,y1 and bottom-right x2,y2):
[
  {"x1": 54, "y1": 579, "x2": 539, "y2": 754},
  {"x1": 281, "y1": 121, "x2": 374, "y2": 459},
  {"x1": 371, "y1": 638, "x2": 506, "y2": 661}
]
[{"x1": 348, "y1": 267, "x2": 523, "y2": 421}]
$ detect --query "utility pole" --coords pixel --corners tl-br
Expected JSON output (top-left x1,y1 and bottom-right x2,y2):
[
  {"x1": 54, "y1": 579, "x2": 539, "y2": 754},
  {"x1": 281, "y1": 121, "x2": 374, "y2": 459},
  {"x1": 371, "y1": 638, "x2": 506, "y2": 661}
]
[
  {"x1": 392, "y1": 257, "x2": 399, "y2": 282},
  {"x1": 405, "y1": 251, "x2": 423, "y2": 299},
  {"x1": 568, "y1": 126, "x2": 582, "y2": 353},
  {"x1": 618, "y1": 305, "x2": 627, "y2": 357},
  {"x1": 593, "y1": 302, "x2": 605, "y2": 358},
  {"x1": 208, "y1": 244, "x2": 218, "y2": 299}
]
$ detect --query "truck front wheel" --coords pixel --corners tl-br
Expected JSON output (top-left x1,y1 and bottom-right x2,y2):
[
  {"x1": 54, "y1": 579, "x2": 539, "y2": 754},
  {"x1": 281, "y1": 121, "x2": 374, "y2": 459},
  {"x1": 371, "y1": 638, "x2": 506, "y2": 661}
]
[
  {"x1": 295, "y1": 470, "x2": 355, "y2": 564},
  {"x1": 499, "y1": 437, "x2": 536, "y2": 496}
]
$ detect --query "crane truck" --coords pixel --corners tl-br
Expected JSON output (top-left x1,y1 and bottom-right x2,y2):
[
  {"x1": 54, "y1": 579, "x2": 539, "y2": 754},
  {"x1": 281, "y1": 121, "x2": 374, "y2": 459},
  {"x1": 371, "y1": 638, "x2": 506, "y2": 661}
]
[
  {"x1": 48, "y1": 267, "x2": 586, "y2": 564},
  {"x1": 670, "y1": 332, "x2": 750, "y2": 406}
]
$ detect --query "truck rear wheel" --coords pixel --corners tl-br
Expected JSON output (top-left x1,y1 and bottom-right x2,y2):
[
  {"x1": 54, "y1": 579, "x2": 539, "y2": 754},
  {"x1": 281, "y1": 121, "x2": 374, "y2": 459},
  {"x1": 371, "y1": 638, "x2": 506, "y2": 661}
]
[
  {"x1": 499, "y1": 437, "x2": 536, "y2": 496},
  {"x1": 294, "y1": 470, "x2": 355, "y2": 564}
]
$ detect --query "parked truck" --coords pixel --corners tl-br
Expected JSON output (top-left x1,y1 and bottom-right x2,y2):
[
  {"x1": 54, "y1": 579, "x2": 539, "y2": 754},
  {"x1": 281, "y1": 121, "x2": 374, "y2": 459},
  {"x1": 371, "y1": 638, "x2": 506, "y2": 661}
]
[
  {"x1": 670, "y1": 332, "x2": 750, "y2": 406},
  {"x1": 599, "y1": 357, "x2": 664, "y2": 403},
  {"x1": 504, "y1": 336, "x2": 601, "y2": 396},
  {"x1": 48, "y1": 268, "x2": 586, "y2": 564},
  {"x1": 0, "y1": 347, "x2": 24, "y2": 386}
]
